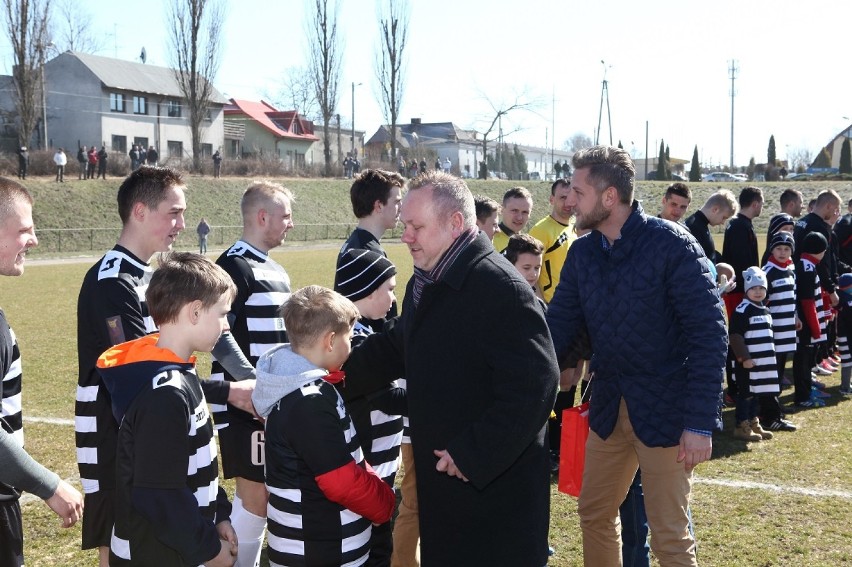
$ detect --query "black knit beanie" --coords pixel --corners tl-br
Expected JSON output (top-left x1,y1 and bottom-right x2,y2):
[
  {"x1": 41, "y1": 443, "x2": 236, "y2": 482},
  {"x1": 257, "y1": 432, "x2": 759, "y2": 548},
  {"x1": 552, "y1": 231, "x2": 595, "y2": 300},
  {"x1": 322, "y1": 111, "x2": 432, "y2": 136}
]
[
  {"x1": 801, "y1": 232, "x2": 827, "y2": 255},
  {"x1": 335, "y1": 249, "x2": 396, "y2": 301}
]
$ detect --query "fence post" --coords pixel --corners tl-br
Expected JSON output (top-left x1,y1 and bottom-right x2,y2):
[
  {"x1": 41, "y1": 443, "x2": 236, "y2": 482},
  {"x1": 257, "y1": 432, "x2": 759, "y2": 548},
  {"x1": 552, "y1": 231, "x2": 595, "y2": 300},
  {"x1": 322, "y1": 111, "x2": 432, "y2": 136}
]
[{"x1": 58, "y1": 230, "x2": 61, "y2": 252}]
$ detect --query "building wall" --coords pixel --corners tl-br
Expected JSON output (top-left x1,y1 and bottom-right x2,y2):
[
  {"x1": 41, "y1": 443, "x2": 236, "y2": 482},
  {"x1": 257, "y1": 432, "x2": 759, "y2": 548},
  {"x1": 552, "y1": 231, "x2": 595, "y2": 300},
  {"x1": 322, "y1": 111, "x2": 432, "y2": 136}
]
[
  {"x1": 307, "y1": 124, "x2": 364, "y2": 167},
  {"x1": 45, "y1": 54, "x2": 224, "y2": 161}
]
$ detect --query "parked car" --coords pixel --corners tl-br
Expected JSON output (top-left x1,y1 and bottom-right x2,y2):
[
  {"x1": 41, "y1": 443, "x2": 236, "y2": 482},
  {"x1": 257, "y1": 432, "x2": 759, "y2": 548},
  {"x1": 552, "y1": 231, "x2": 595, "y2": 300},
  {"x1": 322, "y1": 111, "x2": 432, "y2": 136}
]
[
  {"x1": 732, "y1": 173, "x2": 748, "y2": 182},
  {"x1": 703, "y1": 172, "x2": 739, "y2": 182},
  {"x1": 787, "y1": 172, "x2": 812, "y2": 180},
  {"x1": 671, "y1": 173, "x2": 688, "y2": 181},
  {"x1": 529, "y1": 171, "x2": 542, "y2": 181}
]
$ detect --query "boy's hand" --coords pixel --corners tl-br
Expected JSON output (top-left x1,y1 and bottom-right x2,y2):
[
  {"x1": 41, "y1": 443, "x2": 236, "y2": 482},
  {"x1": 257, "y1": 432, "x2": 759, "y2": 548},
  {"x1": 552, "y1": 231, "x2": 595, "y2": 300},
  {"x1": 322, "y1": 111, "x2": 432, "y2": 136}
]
[
  {"x1": 204, "y1": 539, "x2": 236, "y2": 567},
  {"x1": 45, "y1": 479, "x2": 84, "y2": 528},
  {"x1": 742, "y1": 359, "x2": 755, "y2": 369},
  {"x1": 795, "y1": 316, "x2": 802, "y2": 331}
]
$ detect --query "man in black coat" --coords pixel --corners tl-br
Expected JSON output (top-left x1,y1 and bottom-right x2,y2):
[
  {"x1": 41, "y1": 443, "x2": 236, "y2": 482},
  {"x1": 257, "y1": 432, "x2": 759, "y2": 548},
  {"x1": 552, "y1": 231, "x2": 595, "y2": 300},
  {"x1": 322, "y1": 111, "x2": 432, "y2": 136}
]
[
  {"x1": 684, "y1": 189, "x2": 739, "y2": 264},
  {"x1": 343, "y1": 171, "x2": 559, "y2": 566},
  {"x1": 794, "y1": 190, "x2": 843, "y2": 307}
]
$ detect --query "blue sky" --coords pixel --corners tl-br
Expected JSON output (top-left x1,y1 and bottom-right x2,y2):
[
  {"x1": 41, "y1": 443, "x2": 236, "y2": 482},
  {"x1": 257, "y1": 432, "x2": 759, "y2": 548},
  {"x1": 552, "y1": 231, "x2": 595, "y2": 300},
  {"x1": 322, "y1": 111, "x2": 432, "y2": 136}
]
[{"x1": 2, "y1": 0, "x2": 850, "y2": 168}]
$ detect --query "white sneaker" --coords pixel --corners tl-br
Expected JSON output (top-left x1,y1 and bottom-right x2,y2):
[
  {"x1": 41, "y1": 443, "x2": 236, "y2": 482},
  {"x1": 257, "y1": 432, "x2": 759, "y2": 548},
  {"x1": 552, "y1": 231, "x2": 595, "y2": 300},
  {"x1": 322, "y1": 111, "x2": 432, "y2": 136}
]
[{"x1": 813, "y1": 365, "x2": 832, "y2": 376}]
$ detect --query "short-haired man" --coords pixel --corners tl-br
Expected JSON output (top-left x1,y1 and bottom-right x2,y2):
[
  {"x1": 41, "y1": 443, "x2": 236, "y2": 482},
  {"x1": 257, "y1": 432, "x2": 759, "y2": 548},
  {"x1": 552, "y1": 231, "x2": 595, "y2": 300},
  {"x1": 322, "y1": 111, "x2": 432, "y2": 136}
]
[
  {"x1": 684, "y1": 190, "x2": 739, "y2": 264},
  {"x1": 722, "y1": 186, "x2": 764, "y2": 314},
  {"x1": 659, "y1": 182, "x2": 692, "y2": 223},
  {"x1": 780, "y1": 188, "x2": 805, "y2": 218},
  {"x1": 529, "y1": 178, "x2": 575, "y2": 304},
  {"x1": 210, "y1": 181, "x2": 295, "y2": 567},
  {"x1": 492, "y1": 186, "x2": 533, "y2": 252},
  {"x1": 344, "y1": 171, "x2": 559, "y2": 566},
  {"x1": 0, "y1": 177, "x2": 84, "y2": 567},
  {"x1": 474, "y1": 195, "x2": 500, "y2": 241},
  {"x1": 337, "y1": 169, "x2": 404, "y2": 327},
  {"x1": 833, "y1": 198, "x2": 852, "y2": 268},
  {"x1": 546, "y1": 146, "x2": 726, "y2": 565},
  {"x1": 75, "y1": 166, "x2": 251, "y2": 566},
  {"x1": 794, "y1": 190, "x2": 843, "y2": 309},
  {"x1": 75, "y1": 166, "x2": 189, "y2": 566}
]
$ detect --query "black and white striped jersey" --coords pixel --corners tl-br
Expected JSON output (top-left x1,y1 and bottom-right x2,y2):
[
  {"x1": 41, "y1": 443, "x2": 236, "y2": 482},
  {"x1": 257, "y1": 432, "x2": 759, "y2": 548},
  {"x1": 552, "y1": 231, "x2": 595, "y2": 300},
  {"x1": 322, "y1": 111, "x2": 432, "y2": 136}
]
[
  {"x1": 76, "y1": 246, "x2": 155, "y2": 495},
  {"x1": 210, "y1": 240, "x2": 290, "y2": 428},
  {"x1": 0, "y1": 311, "x2": 23, "y2": 447},
  {"x1": 731, "y1": 299, "x2": 778, "y2": 395},
  {"x1": 763, "y1": 260, "x2": 798, "y2": 354}
]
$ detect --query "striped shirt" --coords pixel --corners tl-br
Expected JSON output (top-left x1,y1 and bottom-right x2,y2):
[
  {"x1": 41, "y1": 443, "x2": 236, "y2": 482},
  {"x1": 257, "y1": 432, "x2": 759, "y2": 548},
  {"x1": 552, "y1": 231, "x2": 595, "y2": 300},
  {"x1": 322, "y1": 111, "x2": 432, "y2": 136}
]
[
  {"x1": 763, "y1": 259, "x2": 798, "y2": 353},
  {"x1": 266, "y1": 379, "x2": 372, "y2": 567},
  {"x1": 731, "y1": 299, "x2": 779, "y2": 395},
  {"x1": 211, "y1": 240, "x2": 291, "y2": 428},
  {"x1": 112, "y1": 367, "x2": 220, "y2": 565},
  {"x1": 0, "y1": 315, "x2": 23, "y2": 447},
  {"x1": 76, "y1": 246, "x2": 155, "y2": 494}
]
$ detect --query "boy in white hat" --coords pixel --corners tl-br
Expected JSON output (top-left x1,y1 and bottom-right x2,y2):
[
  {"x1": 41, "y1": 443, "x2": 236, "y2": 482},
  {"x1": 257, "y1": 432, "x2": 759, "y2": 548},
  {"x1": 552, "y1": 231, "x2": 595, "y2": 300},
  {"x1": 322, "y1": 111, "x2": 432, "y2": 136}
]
[{"x1": 729, "y1": 266, "x2": 778, "y2": 441}]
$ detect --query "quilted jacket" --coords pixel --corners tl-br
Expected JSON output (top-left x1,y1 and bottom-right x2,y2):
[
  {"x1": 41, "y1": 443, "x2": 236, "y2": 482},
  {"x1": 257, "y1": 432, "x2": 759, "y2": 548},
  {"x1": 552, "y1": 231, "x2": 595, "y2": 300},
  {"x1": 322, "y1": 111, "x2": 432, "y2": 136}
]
[{"x1": 547, "y1": 201, "x2": 727, "y2": 447}]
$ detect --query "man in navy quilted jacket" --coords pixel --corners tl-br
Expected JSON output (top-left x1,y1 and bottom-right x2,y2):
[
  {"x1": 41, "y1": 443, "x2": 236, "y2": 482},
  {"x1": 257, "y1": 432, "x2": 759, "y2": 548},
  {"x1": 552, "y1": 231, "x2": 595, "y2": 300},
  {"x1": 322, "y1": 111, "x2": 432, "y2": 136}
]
[{"x1": 547, "y1": 145, "x2": 727, "y2": 567}]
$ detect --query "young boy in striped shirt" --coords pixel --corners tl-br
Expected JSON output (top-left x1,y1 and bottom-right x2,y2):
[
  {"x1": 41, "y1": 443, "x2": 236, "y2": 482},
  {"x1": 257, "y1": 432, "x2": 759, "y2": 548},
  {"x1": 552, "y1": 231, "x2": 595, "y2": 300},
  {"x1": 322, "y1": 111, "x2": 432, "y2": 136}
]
[
  {"x1": 252, "y1": 286, "x2": 395, "y2": 567},
  {"x1": 761, "y1": 232, "x2": 799, "y2": 431},
  {"x1": 97, "y1": 253, "x2": 237, "y2": 566},
  {"x1": 729, "y1": 267, "x2": 777, "y2": 442}
]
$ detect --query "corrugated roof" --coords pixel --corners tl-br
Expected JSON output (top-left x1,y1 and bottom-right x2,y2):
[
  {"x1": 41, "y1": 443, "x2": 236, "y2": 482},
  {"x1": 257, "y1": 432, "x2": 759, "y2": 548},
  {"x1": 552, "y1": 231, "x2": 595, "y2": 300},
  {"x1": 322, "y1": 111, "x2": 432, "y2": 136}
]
[{"x1": 51, "y1": 51, "x2": 228, "y2": 104}]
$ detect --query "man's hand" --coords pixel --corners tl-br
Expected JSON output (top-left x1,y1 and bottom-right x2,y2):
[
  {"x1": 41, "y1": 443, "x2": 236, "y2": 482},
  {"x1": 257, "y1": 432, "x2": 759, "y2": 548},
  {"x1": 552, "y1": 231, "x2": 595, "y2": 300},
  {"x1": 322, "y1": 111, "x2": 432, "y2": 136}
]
[
  {"x1": 831, "y1": 291, "x2": 840, "y2": 307},
  {"x1": 45, "y1": 479, "x2": 84, "y2": 528},
  {"x1": 559, "y1": 367, "x2": 580, "y2": 391},
  {"x1": 204, "y1": 539, "x2": 237, "y2": 567},
  {"x1": 676, "y1": 431, "x2": 712, "y2": 472},
  {"x1": 216, "y1": 520, "x2": 237, "y2": 553},
  {"x1": 227, "y1": 379, "x2": 257, "y2": 417},
  {"x1": 434, "y1": 449, "x2": 469, "y2": 482}
]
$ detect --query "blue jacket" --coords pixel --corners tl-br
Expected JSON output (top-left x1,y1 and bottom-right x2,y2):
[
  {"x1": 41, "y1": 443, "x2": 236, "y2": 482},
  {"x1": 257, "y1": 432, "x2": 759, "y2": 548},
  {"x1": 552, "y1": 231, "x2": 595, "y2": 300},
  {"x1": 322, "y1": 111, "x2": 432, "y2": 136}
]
[{"x1": 547, "y1": 201, "x2": 727, "y2": 447}]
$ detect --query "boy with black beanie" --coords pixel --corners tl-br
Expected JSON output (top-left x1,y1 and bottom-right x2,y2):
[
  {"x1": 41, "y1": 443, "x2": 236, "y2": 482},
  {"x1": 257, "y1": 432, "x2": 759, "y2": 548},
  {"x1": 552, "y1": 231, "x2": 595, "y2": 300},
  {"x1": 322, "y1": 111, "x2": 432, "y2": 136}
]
[{"x1": 793, "y1": 232, "x2": 829, "y2": 408}]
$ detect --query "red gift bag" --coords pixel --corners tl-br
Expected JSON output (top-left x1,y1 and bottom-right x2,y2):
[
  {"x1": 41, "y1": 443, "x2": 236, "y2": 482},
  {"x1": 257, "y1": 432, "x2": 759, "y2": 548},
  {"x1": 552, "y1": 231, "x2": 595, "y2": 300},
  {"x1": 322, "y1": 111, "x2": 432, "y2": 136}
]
[{"x1": 558, "y1": 401, "x2": 590, "y2": 498}]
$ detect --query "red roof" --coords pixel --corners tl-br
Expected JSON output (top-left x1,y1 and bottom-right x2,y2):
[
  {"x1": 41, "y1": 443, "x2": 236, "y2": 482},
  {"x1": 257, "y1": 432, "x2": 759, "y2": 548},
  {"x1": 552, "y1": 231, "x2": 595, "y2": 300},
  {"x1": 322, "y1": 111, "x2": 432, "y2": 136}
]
[{"x1": 224, "y1": 99, "x2": 319, "y2": 142}]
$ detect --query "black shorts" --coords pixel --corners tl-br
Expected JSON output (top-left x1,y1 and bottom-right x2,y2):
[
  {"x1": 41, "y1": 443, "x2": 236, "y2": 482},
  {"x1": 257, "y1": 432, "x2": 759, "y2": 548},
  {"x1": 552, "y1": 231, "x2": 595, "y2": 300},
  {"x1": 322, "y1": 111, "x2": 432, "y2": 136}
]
[
  {"x1": 81, "y1": 490, "x2": 114, "y2": 550},
  {"x1": 0, "y1": 500, "x2": 23, "y2": 567},
  {"x1": 218, "y1": 415, "x2": 265, "y2": 482}
]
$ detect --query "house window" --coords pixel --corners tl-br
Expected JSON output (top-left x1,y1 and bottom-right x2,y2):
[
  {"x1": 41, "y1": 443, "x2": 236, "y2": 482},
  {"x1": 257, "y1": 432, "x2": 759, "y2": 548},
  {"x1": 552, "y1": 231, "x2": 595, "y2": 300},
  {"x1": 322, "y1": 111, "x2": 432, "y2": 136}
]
[
  {"x1": 167, "y1": 140, "x2": 183, "y2": 158},
  {"x1": 201, "y1": 143, "x2": 212, "y2": 158},
  {"x1": 167, "y1": 100, "x2": 181, "y2": 118},
  {"x1": 133, "y1": 96, "x2": 147, "y2": 115},
  {"x1": 229, "y1": 140, "x2": 239, "y2": 158},
  {"x1": 133, "y1": 137, "x2": 148, "y2": 150},
  {"x1": 111, "y1": 135, "x2": 127, "y2": 153},
  {"x1": 110, "y1": 93, "x2": 125, "y2": 112},
  {"x1": 204, "y1": 108, "x2": 212, "y2": 121}
]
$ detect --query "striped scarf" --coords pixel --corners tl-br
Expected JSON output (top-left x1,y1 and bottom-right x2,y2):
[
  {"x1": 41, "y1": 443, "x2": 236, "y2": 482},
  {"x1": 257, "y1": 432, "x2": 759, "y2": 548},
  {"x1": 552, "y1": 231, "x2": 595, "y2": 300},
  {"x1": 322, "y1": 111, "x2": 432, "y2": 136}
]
[{"x1": 412, "y1": 228, "x2": 478, "y2": 307}]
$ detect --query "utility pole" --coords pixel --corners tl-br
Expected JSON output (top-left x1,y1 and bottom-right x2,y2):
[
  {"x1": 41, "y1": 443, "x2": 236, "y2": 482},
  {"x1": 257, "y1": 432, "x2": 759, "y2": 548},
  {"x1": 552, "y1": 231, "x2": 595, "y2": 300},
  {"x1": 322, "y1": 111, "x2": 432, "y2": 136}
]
[
  {"x1": 729, "y1": 60, "x2": 738, "y2": 171},
  {"x1": 596, "y1": 60, "x2": 613, "y2": 146}
]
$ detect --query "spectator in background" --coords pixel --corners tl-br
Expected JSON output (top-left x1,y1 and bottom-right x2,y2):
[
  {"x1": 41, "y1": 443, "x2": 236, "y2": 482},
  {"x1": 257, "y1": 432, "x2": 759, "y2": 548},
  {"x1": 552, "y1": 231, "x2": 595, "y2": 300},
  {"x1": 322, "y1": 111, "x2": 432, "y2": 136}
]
[
  {"x1": 212, "y1": 150, "x2": 223, "y2": 178},
  {"x1": 146, "y1": 146, "x2": 158, "y2": 167},
  {"x1": 443, "y1": 157, "x2": 451, "y2": 174},
  {"x1": 128, "y1": 145, "x2": 139, "y2": 171},
  {"x1": 197, "y1": 218, "x2": 211, "y2": 254},
  {"x1": 97, "y1": 147, "x2": 108, "y2": 180},
  {"x1": 77, "y1": 146, "x2": 88, "y2": 180},
  {"x1": 16, "y1": 147, "x2": 28, "y2": 180},
  {"x1": 53, "y1": 148, "x2": 67, "y2": 183},
  {"x1": 87, "y1": 146, "x2": 98, "y2": 180},
  {"x1": 138, "y1": 146, "x2": 147, "y2": 167}
]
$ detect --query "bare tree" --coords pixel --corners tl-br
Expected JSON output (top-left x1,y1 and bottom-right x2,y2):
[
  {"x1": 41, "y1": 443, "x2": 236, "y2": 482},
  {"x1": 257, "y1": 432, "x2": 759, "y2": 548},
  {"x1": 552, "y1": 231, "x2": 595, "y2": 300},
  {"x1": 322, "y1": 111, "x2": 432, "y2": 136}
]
[
  {"x1": 306, "y1": 0, "x2": 342, "y2": 176},
  {"x1": 374, "y1": 0, "x2": 408, "y2": 163},
  {"x1": 787, "y1": 145, "x2": 813, "y2": 173},
  {"x1": 167, "y1": 0, "x2": 224, "y2": 173},
  {"x1": 564, "y1": 132, "x2": 594, "y2": 153},
  {"x1": 3, "y1": 0, "x2": 51, "y2": 149},
  {"x1": 265, "y1": 65, "x2": 320, "y2": 121},
  {"x1": 475, "y1": 93, "x2": 537, "y2": 179},
  {"x1": 53, "y1": 0, "x2": 101, "y2": 53}
]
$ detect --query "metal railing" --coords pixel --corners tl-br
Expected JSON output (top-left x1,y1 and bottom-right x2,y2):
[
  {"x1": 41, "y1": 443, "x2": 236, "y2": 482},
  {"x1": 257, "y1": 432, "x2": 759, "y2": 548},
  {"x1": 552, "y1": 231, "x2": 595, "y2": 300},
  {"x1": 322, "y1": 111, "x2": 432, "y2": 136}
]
[{"x1": 32, "y1": 224, "x2": 403, "y2": 254}]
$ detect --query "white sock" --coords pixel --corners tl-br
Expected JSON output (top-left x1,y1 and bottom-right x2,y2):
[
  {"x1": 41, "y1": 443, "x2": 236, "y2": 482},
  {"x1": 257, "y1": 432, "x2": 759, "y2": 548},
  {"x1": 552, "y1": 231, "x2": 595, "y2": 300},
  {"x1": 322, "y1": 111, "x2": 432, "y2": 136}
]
[{"x1": 231, "y1": 494, "x2": 267, "y2": 567}]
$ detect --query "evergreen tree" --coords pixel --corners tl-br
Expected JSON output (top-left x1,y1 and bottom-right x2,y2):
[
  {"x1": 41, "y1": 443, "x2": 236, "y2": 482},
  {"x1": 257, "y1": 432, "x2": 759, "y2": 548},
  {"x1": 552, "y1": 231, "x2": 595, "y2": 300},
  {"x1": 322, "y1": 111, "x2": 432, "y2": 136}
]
[
  {"x1": 813, "y1": 147, "x2": 832, "y2": 169},
  {"x1": 657, "y1": 140, "x2": 666, "y2": 181},
  {"x1": 746, "y1": 157, "x2": 756, "y2": 180},
  {"x1": 665, "y1": 145, "x2": 671, "y2": 180},
  {"x1": 513, "y1": 144, "x2": 528, "y2": 174},
  {"x1": 689, "y1": 145, "x2": 701, "y2": 182},
  {"x1": 617, "y1": 140, "x2": 623, "y2": 149},
  {"x1": 768, "y1": 135, "x2": 777, "y2": 166},
  {"x1": 840, "y1": 139, "x2": 852, "y2": 174}
]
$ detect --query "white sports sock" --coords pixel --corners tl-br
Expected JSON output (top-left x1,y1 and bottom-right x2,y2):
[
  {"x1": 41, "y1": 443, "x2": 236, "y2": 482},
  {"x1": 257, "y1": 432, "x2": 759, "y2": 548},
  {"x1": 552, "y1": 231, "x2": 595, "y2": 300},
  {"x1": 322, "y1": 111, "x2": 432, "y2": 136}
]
[{"x1": 231, "y1": 494, "x2": 267, "y2": 567}]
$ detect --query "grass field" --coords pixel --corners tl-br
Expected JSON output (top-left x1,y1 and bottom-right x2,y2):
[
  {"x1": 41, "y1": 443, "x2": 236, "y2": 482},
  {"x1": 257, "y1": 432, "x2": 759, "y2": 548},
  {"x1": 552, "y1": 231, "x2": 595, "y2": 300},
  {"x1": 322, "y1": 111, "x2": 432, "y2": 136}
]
[
  {"x1": 4, "y1": 241, "x2": 852, "y2": 567},
  {"x1": 6, "y1": 172, "x2": 852, "y2": 565}
]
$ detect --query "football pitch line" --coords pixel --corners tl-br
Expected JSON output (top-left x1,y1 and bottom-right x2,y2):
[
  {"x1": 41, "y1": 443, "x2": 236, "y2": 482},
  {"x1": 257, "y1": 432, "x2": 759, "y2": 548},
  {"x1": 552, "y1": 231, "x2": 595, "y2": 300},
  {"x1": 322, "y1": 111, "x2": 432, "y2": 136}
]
[{"x1": 22, "y1": 415, "x2": 852, "y2": 502}]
